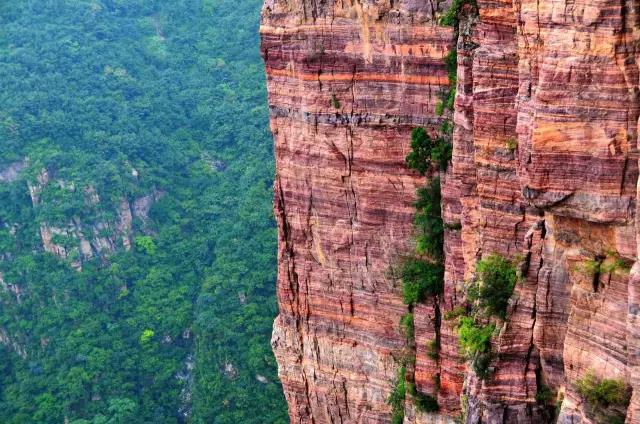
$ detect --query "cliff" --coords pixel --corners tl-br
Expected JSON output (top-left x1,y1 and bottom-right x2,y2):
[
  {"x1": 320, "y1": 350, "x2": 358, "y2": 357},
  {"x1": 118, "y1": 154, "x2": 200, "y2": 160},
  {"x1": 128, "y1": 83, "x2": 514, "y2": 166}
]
[
  {"x1": 261, "y1": 0, "x2": 640, "y2": 423},
  {"x1": 0, "y1": 160, "x2": 156, "y2": 273}
]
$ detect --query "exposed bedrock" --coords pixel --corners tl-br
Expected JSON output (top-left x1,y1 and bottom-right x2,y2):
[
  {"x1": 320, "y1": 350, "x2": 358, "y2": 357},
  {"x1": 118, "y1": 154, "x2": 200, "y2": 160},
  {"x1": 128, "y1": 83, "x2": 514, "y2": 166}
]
[{"x1": 261, "y1": 0, "x2": 640, "y2": 422}]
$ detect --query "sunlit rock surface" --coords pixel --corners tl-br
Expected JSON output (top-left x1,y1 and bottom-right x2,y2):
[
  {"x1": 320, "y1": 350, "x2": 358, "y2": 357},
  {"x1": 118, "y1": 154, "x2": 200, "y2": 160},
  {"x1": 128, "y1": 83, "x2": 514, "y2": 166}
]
[{"x1": 261, "y1": 0, "x2": 640, "y2": 422}]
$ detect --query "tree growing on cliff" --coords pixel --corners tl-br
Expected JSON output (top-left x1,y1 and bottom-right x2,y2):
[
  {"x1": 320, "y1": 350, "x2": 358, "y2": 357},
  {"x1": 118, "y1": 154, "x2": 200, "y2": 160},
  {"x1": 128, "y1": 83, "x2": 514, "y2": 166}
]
[
  {"x1": 406, "y1": 128, "x2": 434, "y2": 175},
  {"x1": 457, "y1": 317, "x2": 494, "y2": 379},
  {"x1": 400, "y1": 258, "x2": 444, "y2": 304},
  {"x1": 406, "y1": 128, "x2": 453, "y2": 174},
  {"x1": 575, "y1": 371, "x2": 630, "y2": 424},
  {"x1": 134, "y1": 235, "x2": 157, "y2": 256},
  {"x1": 470, "y1": 254, "x2": 518, "y2": 319},
  {"x1": 388, "y1": 366, "x2": 407, "y2": 424},
  {"x1": 413, "y1": 177, "x2": 444, "y2": 259}
]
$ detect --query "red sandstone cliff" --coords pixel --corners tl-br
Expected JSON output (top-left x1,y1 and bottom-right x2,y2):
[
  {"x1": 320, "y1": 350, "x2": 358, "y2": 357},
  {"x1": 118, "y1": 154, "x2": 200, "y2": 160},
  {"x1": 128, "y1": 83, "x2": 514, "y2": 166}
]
[{"x1": 261, "y1": 1, "x2": 640, "y2": 423}]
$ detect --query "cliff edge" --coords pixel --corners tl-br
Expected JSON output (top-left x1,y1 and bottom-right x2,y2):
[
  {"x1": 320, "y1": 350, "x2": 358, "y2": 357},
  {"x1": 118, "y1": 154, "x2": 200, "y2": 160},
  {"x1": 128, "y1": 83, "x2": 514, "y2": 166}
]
[{"x1": 261, "y1": 0, "x2": 640, "y2": 423}]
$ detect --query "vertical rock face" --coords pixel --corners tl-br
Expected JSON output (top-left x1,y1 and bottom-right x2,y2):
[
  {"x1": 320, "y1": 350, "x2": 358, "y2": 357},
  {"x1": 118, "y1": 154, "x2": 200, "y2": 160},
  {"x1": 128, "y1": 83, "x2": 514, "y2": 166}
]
[
  {"x1": 261, "y1": 1, "x2": 454, "y2": 422},
  {"x1": 262, "y1": 0, "x2": 640, "y2": 423}
]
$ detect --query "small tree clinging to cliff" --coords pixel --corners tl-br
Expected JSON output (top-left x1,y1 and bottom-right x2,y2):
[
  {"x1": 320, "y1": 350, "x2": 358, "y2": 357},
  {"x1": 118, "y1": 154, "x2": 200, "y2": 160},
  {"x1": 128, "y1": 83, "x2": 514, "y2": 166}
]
[
  {"x1": 470, "y1": 254, "x2": 518, "y2": 319},
  {"x1": 401, "y1": 258, "x2": 444, "y2": 305},
  {"x1": 413, "y1": 177, "x2": 444, "y2": 259},
  {"x1": 575, "y1": 371, "x2": 630, "y2": 424},
  {"x1": 457, "y1": 317, "x2": 493, "y2": 357},
  {"x1": 406, "y1": 128, "x2": 433, "y2": 175},
  {"x1": 388, "y1": 366, "x2": 407, "y2": 424},
  {"x1": 452, "y1": 254, "x2": 517, "y2": 380},
  {"x1": 406, "y1": 128, "x2": 452, "y2": 174}
]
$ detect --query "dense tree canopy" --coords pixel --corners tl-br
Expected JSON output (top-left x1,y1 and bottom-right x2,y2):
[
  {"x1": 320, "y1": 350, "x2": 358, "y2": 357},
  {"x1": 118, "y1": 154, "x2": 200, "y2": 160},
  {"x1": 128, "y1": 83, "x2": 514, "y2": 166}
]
[{"x1": 0, "y1": 1, "x2": 287, "y2": 422}]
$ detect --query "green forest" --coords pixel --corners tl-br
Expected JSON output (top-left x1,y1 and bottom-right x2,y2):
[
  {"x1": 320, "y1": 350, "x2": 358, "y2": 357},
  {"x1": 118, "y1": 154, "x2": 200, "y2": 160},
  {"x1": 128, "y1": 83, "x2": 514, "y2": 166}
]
[{"x1": 0, "y1": 0, "x2": 287, "y2": 422}]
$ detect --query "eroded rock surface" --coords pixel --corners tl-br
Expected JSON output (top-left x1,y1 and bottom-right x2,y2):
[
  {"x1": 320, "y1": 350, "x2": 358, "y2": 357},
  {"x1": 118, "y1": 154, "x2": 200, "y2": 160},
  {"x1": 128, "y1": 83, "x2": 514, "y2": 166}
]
[
  {"x1": 27, "y1": 168, "x2": 158, "y2": 269},
  {"x1": 262, "y1": 0, "x2": 640, "y2": 423}
]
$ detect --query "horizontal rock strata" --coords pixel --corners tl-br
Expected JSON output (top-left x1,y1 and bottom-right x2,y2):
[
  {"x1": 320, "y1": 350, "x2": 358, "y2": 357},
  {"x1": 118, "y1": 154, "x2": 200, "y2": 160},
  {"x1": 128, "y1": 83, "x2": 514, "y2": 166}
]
[{"x1": 262, "y1": 0, "x2": 640, "y2": 423}]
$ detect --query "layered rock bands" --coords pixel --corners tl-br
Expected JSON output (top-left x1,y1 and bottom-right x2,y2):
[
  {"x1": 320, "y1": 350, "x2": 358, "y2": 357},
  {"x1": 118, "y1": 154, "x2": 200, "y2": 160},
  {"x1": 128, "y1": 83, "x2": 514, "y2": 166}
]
[{"x1": 261, "y1": 0, "x2": 640, "y2": 423}]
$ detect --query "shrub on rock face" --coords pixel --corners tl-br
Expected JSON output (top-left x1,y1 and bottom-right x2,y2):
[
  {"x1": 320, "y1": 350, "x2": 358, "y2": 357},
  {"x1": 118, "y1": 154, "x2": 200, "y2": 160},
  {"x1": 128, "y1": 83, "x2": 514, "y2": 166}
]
[
  {"x1": 472, "y1": 254, "x2": 517, "y2": 319},
  {"x1": 575, "y1": 371, "x2": 630, "y2": 424},
  {"x1": 400, "y1": 313, "x2": 414, "y2": 341},
  {"x1": 400, "y1": 258, "x2": 444, "y2": 304},
  {"x1": 439, "y1": 0, "x2": 477, "y2": 28},
  {"x1": 413, "y1": 178, "x2": 444, "y2": 259},
  {"x1": 471, "y1": 351, "x2": 492, "y2": 380},
  {"x1": 443, "y1": 306, "x2": 466, "y2": 321},
  {"x1": 451, "y1": 253, "x2": 516, "y2": 381},
  {"x1": 388, "y1": 366, "x2": 407, "y2": 424},
  {"x1": 426, "y1": 339, "x2": 440, "y2": 360},
  {"x1": 406, "y1": 381, "x2": 439, "y2": 414},
  {"x1": 457, "y1": 317, "x2": 494, "y2": 379},
  {"x1": 414, "y1": 392, "x2": 439, "y2": 413},
  {"x1": 406, "y1": 128, "x2": 434, "y2": 175},
  {"x1": 535, "y1": 385, "x2": 555, "y2": 404},
  {"x1": 406, "y1": 128, "x2": 452, "y2": 174},
  {"x1": 430, "y1": 140, "x2": 452, "y2": 172},
  {"x1": 457, "y1": 317, "x2": 493, "y2": 357}
]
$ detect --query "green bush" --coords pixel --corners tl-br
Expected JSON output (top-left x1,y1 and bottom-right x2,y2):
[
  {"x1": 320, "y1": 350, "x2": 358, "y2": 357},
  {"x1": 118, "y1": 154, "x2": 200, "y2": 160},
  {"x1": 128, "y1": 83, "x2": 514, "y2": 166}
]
[
  {"x1": 406, "y1": 128, "x2": 452, "y2": 174},
  {"x1": 601, "y1": 250, "x2": 632, "y2": 274},
  {"x1": 435, "y1": 87, "x2": 456, "y2": 115},
  {"x1": 472, "y1": 351, "x2": 492, "y2": 380},
  {"x1": 400, "y1": 313, "x2": 415, "y2": 341},
  {"x1": 445, "y1": 87, "x2": 456, "y2": 111},
  {"x1": 457, "y1": 317, "x2": 494, "y2": 357},
  {"x1": 406, "y1": 128, "x2": 434, "y2": 175},
  {"x1": 444, "y1": 306, "x2": 466, "y2": 321},
  {"x1": 444, "y1": 49, "x2": 458, "y2": 85},
  {"x1": 575, "y1": 371, "x2": 630, "y2": 423},
  {"x1": 139, "y1": 329, "x2": 155, "y2": 345},
  {"x1": 453, "y1": 253, "x2": 516, "y2": 380},
  {"x1": 439, "y1": 0, "x2": 475, "y2": 28},
  {"x1": 134, "y1": 235, "x2": 156, "y2": 256},
  {"x1": 439, "y1": 0, "x2": 462, "y2": 26},
  {"x1": 580, "y1": 253, "x2": 631, "y2": 277},
  {"x1": 331, "y1": 94, "x2": 341, "y2": 109},
  {"x1": 431, "y1": 140, "x2": 453, "y2": 171},
  {"x1": 413, "y1": 178, "x2": 444, "y2": 259},
  {"x1": 414, "y1": 392, "x2": 439, "y2": 413},
  {"x1": 438, "y1": 0, "x2": 465, "y2": 122},
  {"x1": 473, "y1": 254, "x2": 517, "y2": 319},
  {"x1": 427, "y1": 339, "x2": 440, "y2": 360},
  {"x1": 401, "y1": 258, "x2": 444, "y2": 304},
  {"x1": 397, "y1": 351, "x2": 417, "y2": 368},
  {"x1": 440, "y1": 119, "x2": 454, "y2": 136},
  {"x1": 388, "y1": 367, "x2": 407, "y2": 424},
  {"x1": 536, "y1": 385, "x2": 555, "y2": 404},
  {"x1": 407, "y1": 381, "x2": 439, "y2": 413},
  {"x1": 457, "y1": 316, "x2": 494, "y2": 379}
]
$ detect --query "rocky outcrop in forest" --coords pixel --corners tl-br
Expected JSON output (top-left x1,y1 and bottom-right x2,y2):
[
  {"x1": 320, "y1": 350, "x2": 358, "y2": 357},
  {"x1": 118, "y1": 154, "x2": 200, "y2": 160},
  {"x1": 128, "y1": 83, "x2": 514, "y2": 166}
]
[
  {"x1": 261, "y1": 0, "x2": 640, "y2": 423},
  {"x1": 0, "y1": 161, "x2": 157, "y2": 271}
]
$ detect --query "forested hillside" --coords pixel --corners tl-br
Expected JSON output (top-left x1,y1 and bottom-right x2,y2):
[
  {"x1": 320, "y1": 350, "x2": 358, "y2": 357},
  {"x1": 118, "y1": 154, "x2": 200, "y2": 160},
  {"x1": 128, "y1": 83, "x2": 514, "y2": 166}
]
[{"x1": 0, "y1": 1, "x2": 287, "y2": 422}]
